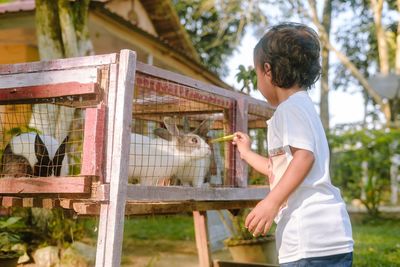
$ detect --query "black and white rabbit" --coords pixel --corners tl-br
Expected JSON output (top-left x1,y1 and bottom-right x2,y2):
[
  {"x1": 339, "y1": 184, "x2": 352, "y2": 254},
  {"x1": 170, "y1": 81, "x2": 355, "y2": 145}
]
[
  {"x1": 129, "y1": 117, "x2": 211, "y2": 186},
  {"x1": 1, "y1": 133, "x2": 69, "y2": 177},
  {"x1": 153, "y1": 117, "x2": 212, "y2": 187}
]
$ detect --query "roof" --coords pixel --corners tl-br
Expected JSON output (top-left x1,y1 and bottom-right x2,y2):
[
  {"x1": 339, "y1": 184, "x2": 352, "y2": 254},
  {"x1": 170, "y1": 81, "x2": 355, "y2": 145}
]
[
  {"x1": 140, "y1": 0, "x2": 200, "y2": 62},
  {"x1": 0, "y1": 0, "x2": 199, "y2": 62}
]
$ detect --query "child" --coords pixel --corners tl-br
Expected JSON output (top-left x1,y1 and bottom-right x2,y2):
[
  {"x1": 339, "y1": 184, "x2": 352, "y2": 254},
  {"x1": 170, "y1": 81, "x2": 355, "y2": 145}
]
[{"x1": 232, "y1": 22, "x2": 354, "y2": 266}]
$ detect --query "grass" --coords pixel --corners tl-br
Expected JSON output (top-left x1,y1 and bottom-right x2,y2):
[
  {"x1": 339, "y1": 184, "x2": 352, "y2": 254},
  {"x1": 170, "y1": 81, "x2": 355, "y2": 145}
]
[
  {"x1": 116, "y1": 213, "x2": 400, "y2": 266},
  {"x1": 123, "y1": 214, "x2": 195, "y2": 241},
  {"x1": 351, "y1": 214, "x2": 400, "y2": 267}
]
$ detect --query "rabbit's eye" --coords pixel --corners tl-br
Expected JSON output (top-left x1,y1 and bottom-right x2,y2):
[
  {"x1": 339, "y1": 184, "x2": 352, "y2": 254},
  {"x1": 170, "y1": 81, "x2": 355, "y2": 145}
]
[{"x1": 191, "y1": 137, "x2": 198, "y2": 144}]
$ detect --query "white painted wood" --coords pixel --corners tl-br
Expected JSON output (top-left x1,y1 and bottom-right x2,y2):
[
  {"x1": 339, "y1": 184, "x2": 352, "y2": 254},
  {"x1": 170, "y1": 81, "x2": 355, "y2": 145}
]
[
  {"x1": 122, "y1": 185, "x2": 269, "y2": 202},
  {"x1": 0, "y1": 53, "x2": 117, "y2": 75},
  {"x1": 235, "y1": 98, "x2": 249, "y2": 187},
  {"x1": 193, "y1": 211, "x2": 212, "y2": 267},
  {"x1": 100, "y1": 50, "x2": 136, "y2": 267},
  {"x1": 95, "y1": 203, "x2": 109, "y2": 267},
  {"x1": 104, "y1": 64, "x2": 118, "y2": 184},
  {"x1": 0, "y1": 68, "x2": 98, "y2": 89}
]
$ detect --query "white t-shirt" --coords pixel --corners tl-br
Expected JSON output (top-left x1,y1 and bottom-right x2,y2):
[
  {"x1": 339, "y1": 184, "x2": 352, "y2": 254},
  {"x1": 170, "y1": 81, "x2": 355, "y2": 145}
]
[{"x1": 267, "y1": 91, "x2": 354, "y2": 264}]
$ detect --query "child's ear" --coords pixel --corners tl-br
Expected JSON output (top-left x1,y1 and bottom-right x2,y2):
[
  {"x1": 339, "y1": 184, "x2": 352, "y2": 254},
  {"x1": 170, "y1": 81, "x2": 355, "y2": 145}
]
[{"x1": 263, "y1": 63, "x2": 271, "y2": 77}]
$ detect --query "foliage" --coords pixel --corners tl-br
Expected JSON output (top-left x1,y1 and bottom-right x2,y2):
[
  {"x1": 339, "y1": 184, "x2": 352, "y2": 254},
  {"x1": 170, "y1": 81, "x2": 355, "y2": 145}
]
[
  {"x1": 217, "y1": 208, "x2": 275, "y2": 244},
  {"x1": 174, "y1": 0, "x2": 267, "y2": 77},
  {"x1": 235, "y1": 65, "x2": 257, "y2": 93},
  {"x1": 10, "y1": 208, "x2": 89, "y2": 251},
  {"x1": 328, "y1": 128, "x2": 400, "y2": 216},
  {"x1": 0, "y1": 217, "x2": 26, "y2": 258}
]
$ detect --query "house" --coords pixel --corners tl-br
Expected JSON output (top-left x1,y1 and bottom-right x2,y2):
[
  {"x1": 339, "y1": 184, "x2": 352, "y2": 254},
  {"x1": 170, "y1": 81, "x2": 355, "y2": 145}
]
[{"x1": 0, "y1": 0, "x2": 230, "y2": 89}]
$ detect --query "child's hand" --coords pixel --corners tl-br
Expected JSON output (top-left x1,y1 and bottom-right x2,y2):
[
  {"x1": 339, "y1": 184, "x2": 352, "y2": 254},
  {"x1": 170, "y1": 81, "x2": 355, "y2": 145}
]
[
  {"x1": 245, "y1": 197, "x2": 279, "y2": 237},
  {"x1": 232, "y1": 132, "x2": 252, "y2": 159}
]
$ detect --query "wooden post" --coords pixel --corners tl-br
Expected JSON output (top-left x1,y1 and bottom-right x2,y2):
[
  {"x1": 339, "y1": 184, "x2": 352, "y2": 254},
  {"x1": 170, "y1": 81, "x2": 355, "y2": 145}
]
[
  {"x1": 235, "y1": 98, "x2": 249, "y2": 187},
  {"x1": 81, "y1": 104, "x2": 106, "y2": 181},
  {"x1": 95, "y1": 50, "x2": 136, "y2": 267},
  {"x1": 193, "y1": 210, "x2": 212, "y2": 267},
  {"x1": 223, "y1": 108, "x2": 234, "y2": 186}
]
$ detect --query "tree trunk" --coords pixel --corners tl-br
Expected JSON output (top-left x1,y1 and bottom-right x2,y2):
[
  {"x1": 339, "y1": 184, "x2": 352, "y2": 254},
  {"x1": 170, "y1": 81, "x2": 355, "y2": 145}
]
[
  {"x1": 371, "y1": 0, "x2": 389, "y2": 74},
  {"x1": 320, "y1": 0, "x2": 332, "y2": 131},
  {"x1": 32, "y1": 0, "x2": 92, "y2": 142},
  {"x1": 308, "y1": 0, "x2": 390, "y2": 124}
]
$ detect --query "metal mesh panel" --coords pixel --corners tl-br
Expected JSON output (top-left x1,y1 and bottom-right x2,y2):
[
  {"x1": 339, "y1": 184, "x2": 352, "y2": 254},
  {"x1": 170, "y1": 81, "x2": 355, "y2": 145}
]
[
  {"x1": 0, "y1": 103, "x2": 84, "y2": 178},
  {"x1": 129, "y1": 73, "x2": 235, "y2": 187}
]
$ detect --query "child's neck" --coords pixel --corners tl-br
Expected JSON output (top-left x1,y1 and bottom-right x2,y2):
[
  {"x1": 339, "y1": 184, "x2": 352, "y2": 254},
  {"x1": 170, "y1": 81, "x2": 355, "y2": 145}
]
[{"x1": 276, "y1": 86, "x2": 304, "y2": 105}]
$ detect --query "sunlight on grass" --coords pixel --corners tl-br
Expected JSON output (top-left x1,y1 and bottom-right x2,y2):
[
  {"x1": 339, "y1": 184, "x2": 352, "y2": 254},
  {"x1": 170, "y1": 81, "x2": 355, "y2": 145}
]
[
  {"x1": 352, "y1": 215, "x2": 400, "y2": 267},
  {"x1": 123, "y1": 214, "x2": 195, "y2": 241}
]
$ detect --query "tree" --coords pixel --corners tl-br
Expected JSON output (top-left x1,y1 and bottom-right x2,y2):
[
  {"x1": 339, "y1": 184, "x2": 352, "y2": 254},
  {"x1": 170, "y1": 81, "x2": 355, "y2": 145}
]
[
  {"x1": 32, "y1": 0, "x2": 93, "y2": 142},
  {"x1": 174, "y1": 0, "x2": 267, "y2": 77},
  {"x1": 25, "y1": 0, "x2": 94, "y2": 254},
  {"x1": 307, "y1": 0, "x2": 399, "y2": 127}
]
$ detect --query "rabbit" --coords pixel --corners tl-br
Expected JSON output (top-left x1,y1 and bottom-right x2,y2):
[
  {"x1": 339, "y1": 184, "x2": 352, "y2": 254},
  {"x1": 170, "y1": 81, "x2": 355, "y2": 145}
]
[
  {"x1": 1, "y1": 133, "x2": 69, "y2": 178},
  {"x1": 129, "y1": 117, "x2": 211, "y2": 186},
  {"x1": 153, "y1": 117, "x2": 213, "y2": 187}
]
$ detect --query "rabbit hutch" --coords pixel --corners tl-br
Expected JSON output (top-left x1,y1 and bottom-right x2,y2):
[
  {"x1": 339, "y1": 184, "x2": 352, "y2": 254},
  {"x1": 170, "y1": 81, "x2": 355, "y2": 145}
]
[{"x1": 0, "y1": 50, "x2": 274, "y2": 267}]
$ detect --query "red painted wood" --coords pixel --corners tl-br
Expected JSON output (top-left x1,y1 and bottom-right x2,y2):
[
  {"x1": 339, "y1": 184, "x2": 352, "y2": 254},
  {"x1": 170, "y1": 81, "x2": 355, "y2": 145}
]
[
  {"x1": 0, "y1": 176, "x2": 92, "y2": 194},
  {"x1": 135, "y1": 74, "x2": 234, "y2": 109},
  {"x1": 0, "y1": 82, "x2": 98, "y2": 102},
  {"x1": 81, "y1": 104, "x2": 106, "y2": 181}
]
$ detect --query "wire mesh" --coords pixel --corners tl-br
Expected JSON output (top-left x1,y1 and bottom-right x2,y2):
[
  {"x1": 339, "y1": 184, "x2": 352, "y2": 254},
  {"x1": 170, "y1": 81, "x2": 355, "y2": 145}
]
[
  {"x1": 0, "y1": 103, "x2": 84, "y2": 178},
  {"x1": 130, "y1": 73, "x2": 235, "y2": 187}
]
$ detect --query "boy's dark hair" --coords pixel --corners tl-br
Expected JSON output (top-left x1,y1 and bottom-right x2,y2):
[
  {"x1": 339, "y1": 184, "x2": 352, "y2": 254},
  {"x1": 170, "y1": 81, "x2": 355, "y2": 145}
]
[{"x1": 254, "y1": 22, "x2": 321, "y2": 89}]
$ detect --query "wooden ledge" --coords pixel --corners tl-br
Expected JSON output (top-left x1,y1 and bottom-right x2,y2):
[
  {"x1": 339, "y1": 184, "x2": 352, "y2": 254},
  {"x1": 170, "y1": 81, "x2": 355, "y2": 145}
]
[
  {"x1": 0, "y1": 176, "x2": 92, "y2": 196},
  {"x1": 93, "y1": 184, "x2": 269, "y2": 202}
]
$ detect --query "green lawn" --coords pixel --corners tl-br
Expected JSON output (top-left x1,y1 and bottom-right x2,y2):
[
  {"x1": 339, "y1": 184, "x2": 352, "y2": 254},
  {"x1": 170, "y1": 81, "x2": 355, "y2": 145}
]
[
  {"x1": 118, "y1": 213, "x2": 400, "y2": 266},
  {"x1": 351, "y1": 214, "x2": 400, "y2": 267}
]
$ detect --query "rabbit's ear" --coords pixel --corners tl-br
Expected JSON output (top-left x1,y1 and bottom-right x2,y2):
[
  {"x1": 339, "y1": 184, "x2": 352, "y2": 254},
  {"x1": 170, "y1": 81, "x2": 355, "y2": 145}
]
[
  {"x1": 193, "y1": 118, "x2": 212, "y2": 137},
  {"x1": 34, "y1": 134, "x2": 51, "y2": 176},
  {"x1": 53, "y1": 136, "x2": 68, "y2": 176},
  {"x1": 182, "y1": 116, "x2": 190, "y2": 133},
  {"x1": 153, "y1": 128, "x2": 172, "y2": 141},
  {"x1": 35, "y1": 134, "x2": 51, "y2": 165},
  {"x1": 164, "y1": 117, "x2": 180, "y2": 136}
]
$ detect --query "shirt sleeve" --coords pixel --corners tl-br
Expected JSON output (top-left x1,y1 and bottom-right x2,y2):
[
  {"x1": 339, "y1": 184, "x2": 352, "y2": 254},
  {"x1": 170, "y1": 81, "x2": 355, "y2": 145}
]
[{"x1": 274, "y1": 105, "x2": 315, "y2": 153}]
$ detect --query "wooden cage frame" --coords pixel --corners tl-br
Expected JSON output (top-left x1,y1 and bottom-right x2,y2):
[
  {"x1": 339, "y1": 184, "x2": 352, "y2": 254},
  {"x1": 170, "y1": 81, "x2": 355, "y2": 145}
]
[{"x1": 0, "y1": 50, "x2": 274, "y2": 266}]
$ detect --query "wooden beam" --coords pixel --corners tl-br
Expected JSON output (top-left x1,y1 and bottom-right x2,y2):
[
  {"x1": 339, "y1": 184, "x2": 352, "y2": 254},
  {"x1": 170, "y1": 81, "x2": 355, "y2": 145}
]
[
  {"x1": 194, "y1": 211, "x2": 212, "y2": 267},
  {"x1": 213, "y1": 260, "x2": 279, "y2": 267},
  {"x1": 0, "y1": 67, "x2": 99, "y2": 89},
  {"x1": 0, "y1": 53, "x2": 117, "y2": 75},
  {"x1": 135, "y1": 73, "x2": 234, "y2": 109},
  {"x1": 97, "y1": 49, "x2": 136, "y2": 267},
  {"x1": 136, "y1": 62, "x2": 275, "y2": 117},
  {"x1": 71, "y1": 200, "x2": 261, "y2": 215},
  {"x1": 0, "y1": 82, "x2": 99, "y2": 104},
  {"x1": 0, "y1": 176, "x2": 92, "y2": 195},
  {"x1": 235, "y1": 98, "x2": 249, "y2": 187},
  {"x1": 93, "y1": 184, "x2": 269, "y2": 202},
  {"x1": 81, "y1": 105, "x2": 106, "y2": 180}
]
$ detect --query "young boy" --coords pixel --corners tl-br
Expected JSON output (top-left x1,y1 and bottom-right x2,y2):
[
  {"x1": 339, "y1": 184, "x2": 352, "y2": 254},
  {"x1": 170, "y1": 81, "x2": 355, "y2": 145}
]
[{"x1": 232, "y1": 22, "x2": 354, "y2": 266}]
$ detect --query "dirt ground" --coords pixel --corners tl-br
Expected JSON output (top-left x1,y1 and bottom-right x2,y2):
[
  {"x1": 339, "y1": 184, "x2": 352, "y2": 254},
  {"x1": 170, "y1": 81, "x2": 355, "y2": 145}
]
[{"x1": 121, "y1": 239, "x2": 233, "y2": 267}]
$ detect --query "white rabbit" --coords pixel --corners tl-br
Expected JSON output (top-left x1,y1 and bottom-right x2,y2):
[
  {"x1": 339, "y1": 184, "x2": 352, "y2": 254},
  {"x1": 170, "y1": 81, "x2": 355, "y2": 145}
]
[
  {"x1": 129, "y1": 117, "x2": 211, "y2": 186},
  {"x1": 1, "y1": 132, "x2": 69, "y2": 177},
  {"x1": 153, "y1": 117, "x2": 213, "y2": 187}
]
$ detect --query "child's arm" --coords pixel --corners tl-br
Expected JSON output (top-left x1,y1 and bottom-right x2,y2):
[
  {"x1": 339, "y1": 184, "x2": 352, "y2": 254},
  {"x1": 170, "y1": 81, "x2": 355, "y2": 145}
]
[
  {"x1": 232, "y1": 132, "x2": 271, "y2": 176},
  {"x1": 245, "y1": 147, "x2": 315, "y2": 237}
]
